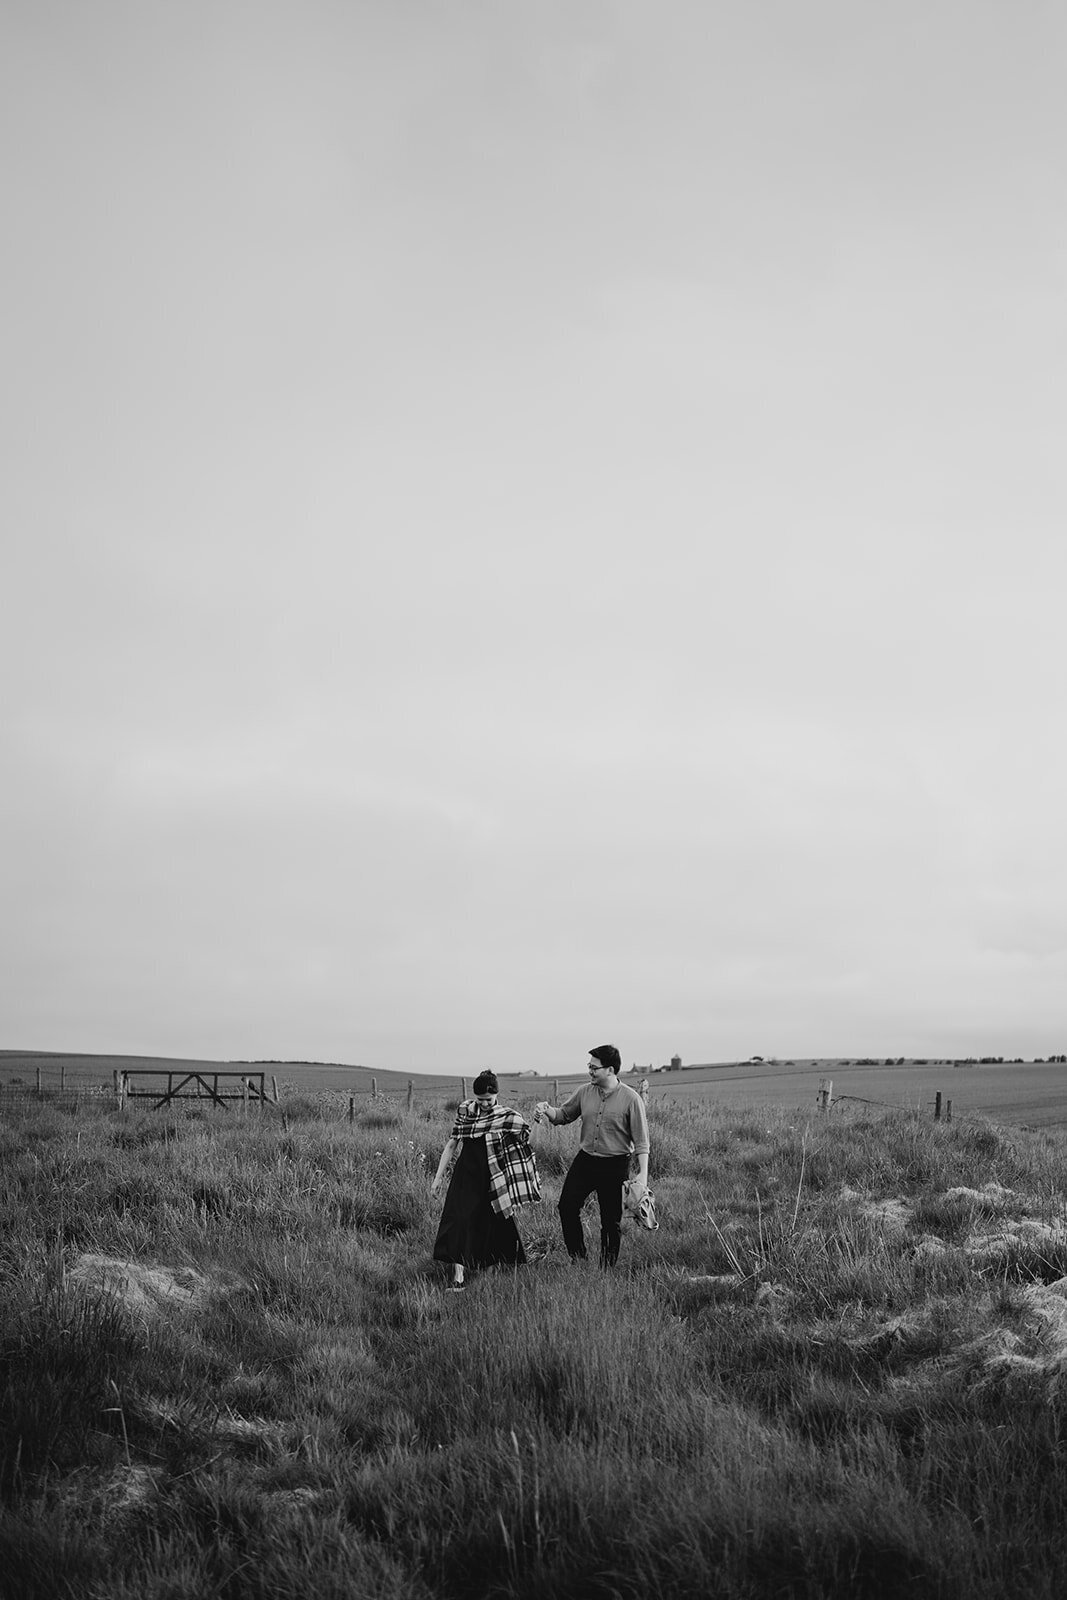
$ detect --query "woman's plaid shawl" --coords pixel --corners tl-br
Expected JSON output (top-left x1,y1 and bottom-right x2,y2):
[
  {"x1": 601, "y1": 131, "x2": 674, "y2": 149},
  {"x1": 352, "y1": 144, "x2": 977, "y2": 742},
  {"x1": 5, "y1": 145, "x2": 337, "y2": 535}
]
[{"x1": 450, "y1": 1100, "x2": 541, "y2": 1217}]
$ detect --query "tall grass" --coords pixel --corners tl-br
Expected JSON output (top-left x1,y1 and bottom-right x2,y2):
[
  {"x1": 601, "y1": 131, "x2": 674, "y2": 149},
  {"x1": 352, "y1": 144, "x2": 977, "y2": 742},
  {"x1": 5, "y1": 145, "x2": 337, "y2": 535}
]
[{"x1": 1, "y1": 1092, "x2": 1066, "y2": 1598}]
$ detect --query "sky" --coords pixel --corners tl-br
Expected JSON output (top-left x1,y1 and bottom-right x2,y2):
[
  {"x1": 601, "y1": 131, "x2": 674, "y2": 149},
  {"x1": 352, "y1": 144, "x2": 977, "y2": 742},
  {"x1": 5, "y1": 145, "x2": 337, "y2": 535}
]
[{"x1": 3, "y1": 1, "x2": 1066, "y2": 1075}]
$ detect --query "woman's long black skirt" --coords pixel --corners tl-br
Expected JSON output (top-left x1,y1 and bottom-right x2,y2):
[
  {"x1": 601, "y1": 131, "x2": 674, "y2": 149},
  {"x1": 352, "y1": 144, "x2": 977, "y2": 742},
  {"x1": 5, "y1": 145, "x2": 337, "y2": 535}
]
[{"x1": 433, "y1": 1139, "x2": 526, "y2": 1270}]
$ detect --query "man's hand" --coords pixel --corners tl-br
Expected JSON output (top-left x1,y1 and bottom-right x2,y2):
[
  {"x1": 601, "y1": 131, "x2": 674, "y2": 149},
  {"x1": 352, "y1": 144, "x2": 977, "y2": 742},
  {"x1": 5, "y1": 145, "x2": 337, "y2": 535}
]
[
  {"x1": 430, "y1": 1175, "x2": 443, "y2": 1198},
  {"x1": 535, "y1": 1101, "x2": 553, "y2": 1123}
]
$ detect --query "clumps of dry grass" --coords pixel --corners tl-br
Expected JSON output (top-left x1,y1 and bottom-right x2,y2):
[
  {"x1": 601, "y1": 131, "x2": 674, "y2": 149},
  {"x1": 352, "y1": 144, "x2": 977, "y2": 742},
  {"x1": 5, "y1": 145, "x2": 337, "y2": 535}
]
[{"x1": 68, "y1": 1256, "x2": 216, "y2": 1314}]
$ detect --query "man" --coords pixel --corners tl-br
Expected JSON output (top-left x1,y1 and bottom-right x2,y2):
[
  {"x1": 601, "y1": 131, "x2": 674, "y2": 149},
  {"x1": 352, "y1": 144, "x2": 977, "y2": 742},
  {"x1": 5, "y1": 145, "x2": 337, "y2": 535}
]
[{"x1": 536, "y1": 1044, "x2": 650, "y2": 1267}]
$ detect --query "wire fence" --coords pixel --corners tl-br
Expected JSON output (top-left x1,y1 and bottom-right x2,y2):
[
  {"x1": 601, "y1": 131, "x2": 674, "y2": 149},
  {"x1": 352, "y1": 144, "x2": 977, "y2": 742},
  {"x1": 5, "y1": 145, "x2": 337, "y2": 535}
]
[
  {"x1": 0, "y1": 1071, "x2": 957, "y2": 1124},
  {"x1": 0, "y1": 1082, "x2": 114, "y2": 1112},
  {"x1": 0, "y1": 1071, "x2": 568, "y2": 1120}
]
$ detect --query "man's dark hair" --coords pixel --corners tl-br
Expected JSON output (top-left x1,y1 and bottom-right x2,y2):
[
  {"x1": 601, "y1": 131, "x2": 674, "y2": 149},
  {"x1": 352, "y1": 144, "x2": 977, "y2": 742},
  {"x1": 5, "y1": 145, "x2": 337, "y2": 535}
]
[
  {"x1": 589, "y1": 1044, "x2": 621, "y2": 1075},
  {"x1": 473, "y1": 1070, "x2": 498, "y2": 1096}
]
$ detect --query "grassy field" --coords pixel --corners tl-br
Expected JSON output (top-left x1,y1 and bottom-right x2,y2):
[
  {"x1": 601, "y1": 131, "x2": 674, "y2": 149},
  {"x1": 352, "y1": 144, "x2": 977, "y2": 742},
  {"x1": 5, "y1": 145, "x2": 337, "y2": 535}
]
[
  {"x1": 645, "y1": 1058, "x2": 1067, "y2": 1129},
  {"x1": 3, "y1": 1086, "x2": 1067, "y2": 1599}
]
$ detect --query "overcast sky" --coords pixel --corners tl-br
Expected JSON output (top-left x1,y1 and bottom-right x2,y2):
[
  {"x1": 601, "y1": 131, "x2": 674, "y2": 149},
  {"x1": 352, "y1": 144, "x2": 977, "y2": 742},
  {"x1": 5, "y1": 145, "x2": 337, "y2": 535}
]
[{"x1": 3, "y1": 2, "x2": 1066, "y2": 1074}]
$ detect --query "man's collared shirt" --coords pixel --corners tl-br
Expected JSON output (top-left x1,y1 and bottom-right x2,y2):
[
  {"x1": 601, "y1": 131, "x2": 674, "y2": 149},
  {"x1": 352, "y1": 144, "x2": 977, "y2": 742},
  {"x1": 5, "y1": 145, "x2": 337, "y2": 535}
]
[{"x1": 557, "y1": 1078, "x2": 650, "y2": 1158}]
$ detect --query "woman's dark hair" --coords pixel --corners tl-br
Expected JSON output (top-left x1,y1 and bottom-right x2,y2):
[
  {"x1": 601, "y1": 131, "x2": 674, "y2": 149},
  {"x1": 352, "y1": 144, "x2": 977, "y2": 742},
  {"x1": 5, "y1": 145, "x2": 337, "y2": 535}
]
[{"x1": 473, "y1": 1070, "x2": 498, "y2": 1096}]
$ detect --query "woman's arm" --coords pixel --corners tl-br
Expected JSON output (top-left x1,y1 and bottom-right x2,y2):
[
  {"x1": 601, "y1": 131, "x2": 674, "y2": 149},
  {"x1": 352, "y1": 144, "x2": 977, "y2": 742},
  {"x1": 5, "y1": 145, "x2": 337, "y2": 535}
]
[{"x1": 431, "y1": 1136, "x2": 458, "y2": 1196}]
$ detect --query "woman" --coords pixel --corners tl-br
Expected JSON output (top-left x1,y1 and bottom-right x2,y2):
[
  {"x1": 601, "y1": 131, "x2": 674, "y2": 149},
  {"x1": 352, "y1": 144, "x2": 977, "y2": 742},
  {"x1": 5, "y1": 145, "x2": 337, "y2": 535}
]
[{"x1": 431, "y1": 1070, "x2": 541, "y2": 1291}]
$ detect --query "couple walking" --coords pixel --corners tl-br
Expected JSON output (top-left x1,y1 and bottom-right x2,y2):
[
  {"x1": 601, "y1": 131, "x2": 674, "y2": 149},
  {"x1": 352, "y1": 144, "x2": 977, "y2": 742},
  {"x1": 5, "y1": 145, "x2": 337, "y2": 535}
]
[{"x1": 431, "y1": 1045, "x2": 651, "y2": 1290}]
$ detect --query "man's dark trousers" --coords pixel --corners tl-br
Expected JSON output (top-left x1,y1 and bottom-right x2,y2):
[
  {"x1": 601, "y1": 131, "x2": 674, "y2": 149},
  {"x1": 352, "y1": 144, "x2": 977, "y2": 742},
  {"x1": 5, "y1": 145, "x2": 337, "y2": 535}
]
[{"x1": 558, "y1": 1150, "x2": 631, "y2": 1266}]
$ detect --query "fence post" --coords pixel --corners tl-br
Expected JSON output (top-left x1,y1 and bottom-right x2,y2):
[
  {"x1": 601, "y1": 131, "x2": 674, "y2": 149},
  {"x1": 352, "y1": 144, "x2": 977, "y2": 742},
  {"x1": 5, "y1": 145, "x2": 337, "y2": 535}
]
[
  {"x1": 60, "y1": 1064, "x2": 66, "y2": 1092},
  {"x1": 817, "y1": 1078, "x2": 833, "y2": 1112},
  {"x1": 946, "y1": 1098, "x2": 952, "y2": 1123},
  {"x1": 36, "y1": 1066, "x2": 41, "y2": 1095},
  {"x1": 349, "y1": 1096, "x2": 355, "y2": 1124},
  {"x1": 272, "y1": 1075, "x2": 279, "y2": 1104},
  {"x1": 553, "y1": 1078, "x2": 559, "y2": 1104},
  {"x1": 934, "y1": 1092, "x2": 942, "y2": 1121},
  {"x1": 407, "y1": 1079, "x2": 414, "y2": 1114},
  {"x1": 461, "y1": 1077, "x2": 466, "y2": 1100},
  {"x1": 371, "y1": 1077, "x2": 377, "y2": 1100},
  {"x1": 243, "y1": 1078, "x2": 249, "y2": 1117}
]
